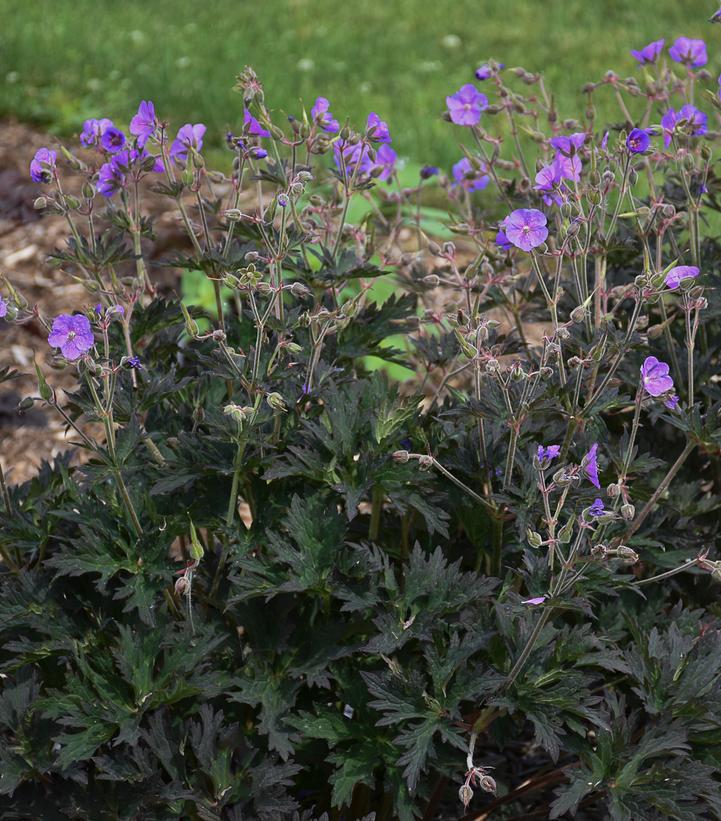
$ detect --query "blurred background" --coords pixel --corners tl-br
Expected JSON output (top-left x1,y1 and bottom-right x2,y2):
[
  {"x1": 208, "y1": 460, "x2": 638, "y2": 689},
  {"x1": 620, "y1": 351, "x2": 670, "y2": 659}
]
[{"x1": 0, "y1": 0, "x2": 712, "y2": 169}]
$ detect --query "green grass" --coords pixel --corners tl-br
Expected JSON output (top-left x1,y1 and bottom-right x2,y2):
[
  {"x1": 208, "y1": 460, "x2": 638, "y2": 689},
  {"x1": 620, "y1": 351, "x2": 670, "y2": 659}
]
[{"x1": 0, "y1": 0, "x2": 713, "y2": 167}]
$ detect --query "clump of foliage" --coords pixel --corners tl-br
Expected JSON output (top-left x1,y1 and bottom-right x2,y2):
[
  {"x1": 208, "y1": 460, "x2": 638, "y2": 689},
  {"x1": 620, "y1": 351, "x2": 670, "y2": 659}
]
[{"x1": 3, "y1": 27, "x2": 721, "y2": 821}]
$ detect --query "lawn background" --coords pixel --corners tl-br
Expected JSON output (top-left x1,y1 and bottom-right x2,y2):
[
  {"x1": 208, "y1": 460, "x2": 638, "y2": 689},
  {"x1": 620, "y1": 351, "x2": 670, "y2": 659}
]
[{"x1": 0, "y1": 0, "x2": 713, "y2": 169}]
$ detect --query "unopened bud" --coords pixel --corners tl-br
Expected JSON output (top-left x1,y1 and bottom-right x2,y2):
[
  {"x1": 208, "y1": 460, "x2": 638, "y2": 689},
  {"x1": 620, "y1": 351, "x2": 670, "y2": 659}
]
[
  {"x1": 620, "y1": 503, "x2": 635, "y2": 520},
  {"x1": 266, "y1": 392, "x2": 287, "y2": 412},
  {"x1": 527, "y1": 530, "x2": 543, "y2": 548},
  {"x1": 459, "y1": 784, "x2": 473, "y2": 808},
  {"x1": 616, "y1": 545, "x2": 639, "y2": 564},
  {"x1": 479, "y1": 775, "x2": 497, "y2": 795}
]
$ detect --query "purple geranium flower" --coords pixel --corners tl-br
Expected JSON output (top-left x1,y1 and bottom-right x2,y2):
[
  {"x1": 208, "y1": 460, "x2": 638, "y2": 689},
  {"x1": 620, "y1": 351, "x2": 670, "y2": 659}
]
[
  {"x1": 495, "y1": 228, "x2": 512, "y2": 251},
  {"x1": 129, "y1": 100, "x2": 157, "y2": 147},
  {"x1": 333, "y1": 139, "x2": 374, "y2": 178},
  {"x1": 669, "y1": 37, "x2": 707, "y2": 68},
  {"x1": 522, "y1": 596, "x2": 546, "y2": 606},
  {"x1": 100, "y1": 126, "x2": 126, "y2": 154},
  {"x1": 97, "y1": 152, "x2": 128, "y2": 198},
  {"x1": 80, "y1": 118, "x2": 114, "y2": 148},
  {"x1": 0, "y1": 296, "x2": 7, "y2": 318},
  {"x1": 30, "y1": 148, "x2": 57, "y2": 183},
  {"x1": 127, "y1": 355, "x2": 143, "y2": 369},
  {"x1": 627, "y1": 128, "x2": 651, "y2": 154},
  {"x1": 310, "y1": 97, "x2": 339, "y2": 133},
  {"x1": 661, "y1": 105, "x2": 707, "y2": 147},
  {"x1": 374, "y1": 144, "x2": 397, "y2": 182},
  {"x1": 631, "y1": 38, "x2": 665, "y2": 65},
  {"x1": 583, "y1": 443, "x2": 601, "y2": 489},
  {"x1": 553, "y1": 152, "x2": 582, "y2": 182},
  {"x1": 534, "y1": 162, "x2": 567, "y2": 206},
  {"x1": 420, "y1": 165, "x2": 439, "y2": 180},
  {"x1": 664, "y1": 265, "x2": 699, "y2": 289},
  {"x1": 588, "y1": 498, "x2": 607, "y2": 517},
  {"x1": 243, "y1": 109, "x2": 270, "y2": 138},
  {"x1": 451, "y1": 157, "x2": 489, "y2": 192},
  {"x1": 537, "y1": 444, "x2": 561, "y2": 463},
  {"x1": 550, "y1": 132, "x2": 586, "y2": 156},
  {"x1": 366, "y1": 112, "x2": 391, "y2": 144},
  {"x1": 503, "y1": 208, "x2": 548, "y2": 252},
  {"x1": 48, "y1": 313, "x2": 94, "y2": 360},
  {"x1": 665, "y1": 394, "x2": 680, "y2": 410},
  {"x1": 712, "y1": 7, "x2": 721, "y2": 23},
  {"x1": 474, "y1": 64, "x2": 493, "y2": 80},
  {"x1": 170, "y1": 123, "x2": 206, "y2": 163},
  {"x1": 446, "y1": 84, "x2": 488, "y2": 127},
  {"x1": 641, "y1": 356, "x2": 674, "y2": 397}
]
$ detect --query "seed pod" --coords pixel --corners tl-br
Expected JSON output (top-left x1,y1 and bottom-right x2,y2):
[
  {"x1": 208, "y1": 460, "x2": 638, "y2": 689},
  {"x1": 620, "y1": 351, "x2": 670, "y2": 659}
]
[{"x1": 479, "y1": 774, "x2": 497, "y2": 795}]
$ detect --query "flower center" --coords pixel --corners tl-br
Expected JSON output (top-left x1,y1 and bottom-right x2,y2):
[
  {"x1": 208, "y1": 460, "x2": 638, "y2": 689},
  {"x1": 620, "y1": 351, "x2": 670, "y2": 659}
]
[{"x1": 67, "y1": 331, "x2": 76, "y2": 341}]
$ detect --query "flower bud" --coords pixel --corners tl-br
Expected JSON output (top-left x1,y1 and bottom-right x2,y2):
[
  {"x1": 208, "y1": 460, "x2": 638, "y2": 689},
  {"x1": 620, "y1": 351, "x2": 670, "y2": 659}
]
[
  {"x1": 33, "y1": 196, "x2": 47, "y2": 210},
  {"x1": 266, "y1": 392, "x2": 288, "y2": 412},
  {"x1": 570, "y1": 305, "x2": 587, "y2": 324},
  {"x1": 392, "y1": 449, "x2": 410, "y2": 463},
  {"x1": 459, "y1": 784, "x2": 473, "y2": 808},
  {"x1": 417, "y1": 454, "x2": 434, "y2": 470},
  {"x1": 620, "y1": 503, "x2": 635, "y2": 520},
  {"x1": 527, "y1": 529, "x2": 543, "y2": 548},
  {"x1": 616, "y1": 545, "x2": 639, "y2": 564},
  {"x1": 423, "y1": 274, "x2": 440, "y2": 287},
  {"x1": 485, "y1": 358, "x2": 500, "y2": 374},
  {"x1": 479, "y1": 774, "x2": 497, "y2": 794}
]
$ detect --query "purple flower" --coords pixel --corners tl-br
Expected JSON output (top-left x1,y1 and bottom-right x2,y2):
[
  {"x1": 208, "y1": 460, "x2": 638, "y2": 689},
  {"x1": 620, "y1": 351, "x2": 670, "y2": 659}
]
[
  {"x1": 522, "y1": 596, "x2": 547, "y2": 606},
  {"x1": 310, "y1": 97, "x2": 339, "y2": 133},
  {"x1": 170, "y1": 123, "x2": 206, "y2": 163},
  {"x1": 664, "y1": 265, "x2": 699, "y2": 289},
  {"x1": 100, "y1": 126, "x2": 126, "y2": 154},
  {"x1": 0, "y1": 296, "x2": 7, "y2": 319},
  {"x1": 446, "y1": 84, "x2": 488, "y2": 127},
  {"x1": 30, "y1": 148, "x2": 57, "y2": 183},
  {"x1": 601, "y1": 131, "x2": 610, "y2": 151},
  {"x1": 127, "y1": 355, "x2": 143, "y2": 369},
  {"x1": 366, "y1": 112, "x2": 391, "y2": 144},
  {"x1": 583, "y1": 443, "x2": 600, "y2": 489},
  {"x1": 669, "y1": 37, "x2": 707, "y2": 68},
  {"x1": 129, "y1": 100, "x2": 157, "y2": 147},
  {"x1": 641, "y1": 356, "x2": 674, "y2": 397},
  {"x1": 712, "y1": 7, "x2": 721, "y2": 23},
  {"x1": 631, "y1": 38, "x2": 665, "y2": 65},
  {"x1": 550, "y1": 132, "x2": 586, "y2": 156},
  {"x1": 420, "y1": 165, "x2": 439, "y2": 180},
  {"x1": 588, "y1": 498, "x2": 607, "y2": 517},
  {"x1": 503, "y1": 208, "x2": 548, "y2": 252},
  {"x1": 627, "y1": 128, "x2": 651, "y2": 154},
  {"x1": 495, "y1": 228, "x2": 512, "y2": 251},
  {"x1": 48, "y1": 313, "x2": 94, "y2": 360},
  {"x1": 534, "y1": 162, "x2": 566, "y2": 206},
  {"x1": 451, "y1": 157, "x2": 489, "y2": 192},
  {"x1": 665, "y1": 394, "x2": 680, "y2": 410},
  {"x1": 537, "y1": 444, "x2": 561, "y2": 463},
  {"x1": 661, "y1": 105, "x2": 707, "y2": 147},
  {"x1": 97, "y1": 152, "x2": 128, "y2": 198},
  {"x1": 80, "y1": 118, "x2": 114, "y2": 148},
  {"x1": 243, "y1": 109, "x2": 270, "y2": 138},
  {"x1": 374, "y1": 144, "x2": 397, "y2": 182},
  {"x1": 474, "y1": 64, "x2": 493, "y2": 80},
  {"x1": 553, "y1": 152, "x2": 582, "y2": 182},
  {"x1": 333, "y1": 139, "x2": 374, "y2": 178}
]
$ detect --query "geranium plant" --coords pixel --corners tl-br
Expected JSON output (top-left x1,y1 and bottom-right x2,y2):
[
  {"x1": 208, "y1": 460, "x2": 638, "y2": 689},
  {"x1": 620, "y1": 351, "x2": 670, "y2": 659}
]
[{"x1": 2, "y1": 24, "x2": 721, "y2": 820}]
